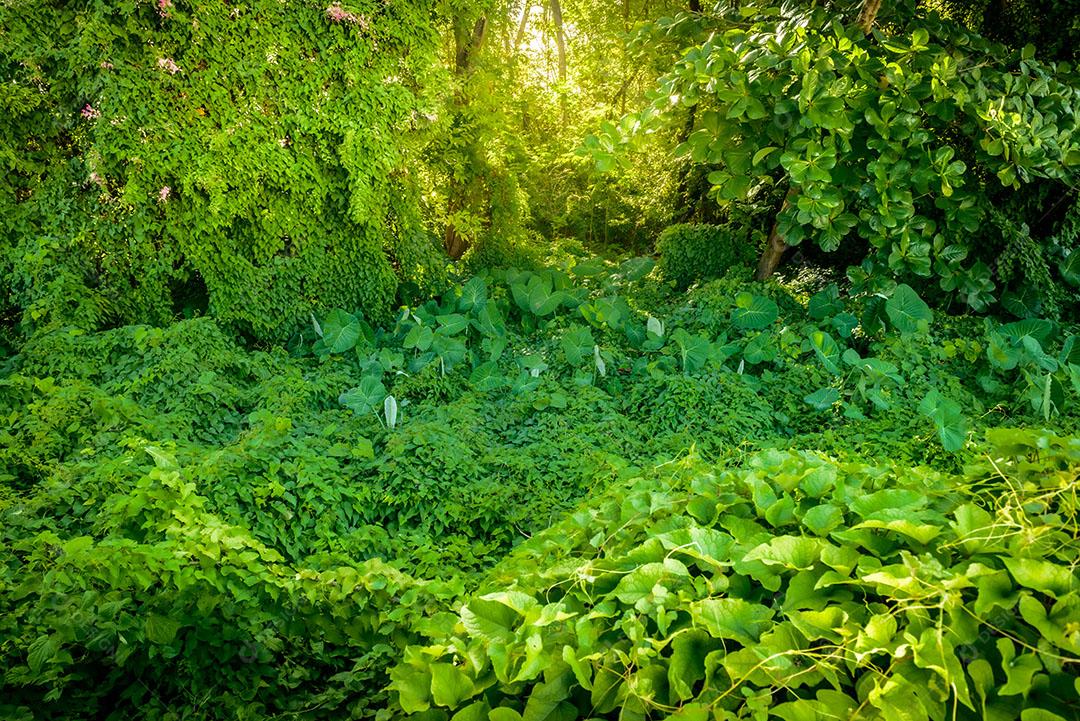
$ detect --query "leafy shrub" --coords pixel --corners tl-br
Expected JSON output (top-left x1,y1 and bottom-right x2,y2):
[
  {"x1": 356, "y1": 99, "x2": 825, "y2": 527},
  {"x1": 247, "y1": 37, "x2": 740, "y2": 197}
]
[
  {"x1": 0, "y1": 448, "x2": 464, "y2": 721},
  {"x1": 391, "y1": 431, "x2": 1080, "y2": 720},
  {"x1": 657, "y1": 224, "x2": 755, "y2": 289},
  {"x1": 594, "y1": 0, "x2": 1080, "y2": 309},
  {"x1": 623, "y1": 372, "x2": 780, "y2": 456},
  {"x1": 462, "y1": 231, "x2": 543, "y2": 274},
  {"x1": 0, "y1": 1, "x2": 452, "y2": 340}
]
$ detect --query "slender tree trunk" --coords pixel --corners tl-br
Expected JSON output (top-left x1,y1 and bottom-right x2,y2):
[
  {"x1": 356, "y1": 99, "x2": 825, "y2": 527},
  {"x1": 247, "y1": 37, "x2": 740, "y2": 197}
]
[
  {"x1": 672, "y1": 0, "x2": 703, "y2": 222},
  {"x1": 549, "y1": 0, "x2": 567, "y2": 83},
  {"x1": 549, "y1": 0, "x2": 567, "y2": 123},
  {"x1": 513, "y1": 2, "x2": 531, "y2": 53},
  {"x1": 755, "y1": 189, "x2": 795, "y2": 280},
  {"x1": 857, "y1": 0, "x2": 882, "y2": 34},
  {"x1": 445, "y1": 16, "x2": 487, "y2": 260},
  {"x1": 673, "y1": 106, "x2": 698, "y2": 223},
  {"x1": 454, "y1": 16, "x2": 487, "y2": 72}
]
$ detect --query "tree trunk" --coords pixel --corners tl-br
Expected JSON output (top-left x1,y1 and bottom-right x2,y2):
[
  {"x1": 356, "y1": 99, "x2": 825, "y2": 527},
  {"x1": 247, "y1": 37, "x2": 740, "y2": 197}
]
[
  {"x1": 549, "y1": 0, "x2": 567, "y2": 83},
  {"x1": 513, "y1": 2, "x2": 531, "y2": 53},
  {"x1": 444, "y1": 207, "x2": 468, "y2": 260},
  {"x1": 548, "y1": 0, "x2": 565, "y2": 82},
  {"x1": 673, "y1": 106, "x2": 698, "y2": 223},
  {"x1": 549, "y1": 0, "x2": 567, "y2": 123},
  {"x1": 445, "y1": 16, "x2": 488, "y2": 260},
  {"x1": 672, "y1": 0, "x2": 704, "y2": 222},
  {"x1": 857, "y1": 0, "x2": 882, "y2": 34},
  {"x1": 755, "y1": 191, "x2": 794, "y2": 280},
  {"x1": 454, "y1": 16, "x2": 487, "y2": 73}
]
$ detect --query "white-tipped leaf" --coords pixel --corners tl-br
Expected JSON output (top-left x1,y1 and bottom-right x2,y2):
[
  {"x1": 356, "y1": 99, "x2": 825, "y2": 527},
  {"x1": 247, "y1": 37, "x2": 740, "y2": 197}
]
[
  {"x1": 647, "y1": 315, "x2": 664, "y2": 337},
  {"x1": 384, "y1": 395, "x2": 398, "y2": 429}
]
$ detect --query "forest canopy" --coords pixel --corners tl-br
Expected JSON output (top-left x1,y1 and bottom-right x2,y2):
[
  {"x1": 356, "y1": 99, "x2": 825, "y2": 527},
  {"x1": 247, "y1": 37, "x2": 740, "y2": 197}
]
[{"x1": 1, "y1": 1, "x2": 1079, "y2": 720}]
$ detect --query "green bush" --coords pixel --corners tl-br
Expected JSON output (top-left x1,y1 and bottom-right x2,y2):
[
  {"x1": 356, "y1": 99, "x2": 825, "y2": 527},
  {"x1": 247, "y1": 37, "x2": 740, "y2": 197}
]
[
  {"x1": 0, "y1": 448, "x2": 464, "y2": 721},
  {"x1": 462, "y1": 231, "x2": 544, "y2": 274},
  {"x1": 0, "y1": 1, "x2": 450, "y2": 340},
  {"x1": 391, "y1": 431, "x2": 1080, "y2": 720},
  {"x1": 657, "y1": 224, "x2": 755, "y2": 289}
]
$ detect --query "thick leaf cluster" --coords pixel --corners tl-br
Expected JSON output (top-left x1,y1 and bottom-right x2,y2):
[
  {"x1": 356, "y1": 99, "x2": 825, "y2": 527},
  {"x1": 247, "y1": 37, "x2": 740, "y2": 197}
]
[{"x1": 392, "y1": 433, "x2": 1080, "y2": 720}]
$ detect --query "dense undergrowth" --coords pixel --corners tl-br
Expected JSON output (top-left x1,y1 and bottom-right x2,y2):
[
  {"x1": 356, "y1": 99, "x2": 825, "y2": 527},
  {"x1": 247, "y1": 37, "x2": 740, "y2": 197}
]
[
  {"x1": 2, "y1": 1, "x2": 1080, "y2": 718},
  {"x1": 2, "y1": 252, "x2": 1079, "y2": 719}
]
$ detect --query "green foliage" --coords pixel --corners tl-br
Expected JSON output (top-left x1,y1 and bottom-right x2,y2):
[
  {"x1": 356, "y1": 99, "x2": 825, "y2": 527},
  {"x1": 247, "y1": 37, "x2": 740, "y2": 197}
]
[
  {"x1": 2, "y1": 1, "x2": 1080, "y2": 715},
  {"x1": 657, "y1": 223, "x2": 756, "y2": 289},
  {"x1": 392, "y1": 433, "x2": 1080, "y2": 720},
  {"x1": 2, "y1": 254, "x2": 1079, "y2": 719},
  {"x1": 462, "y1": 232, "x2": 544, "y2": 274},
  {"x1": 0, "y1": 0, "x2": 451, "y2": 340},
  {"x1": 594, "y1": 0, "x2": 1080, "y2": 309},
  {"x1": 0, "y1": 446, "x2": 464, "y2": 720},
  {"x1": 937, "y1": 0, "x2": 1080, "y2": 61}
]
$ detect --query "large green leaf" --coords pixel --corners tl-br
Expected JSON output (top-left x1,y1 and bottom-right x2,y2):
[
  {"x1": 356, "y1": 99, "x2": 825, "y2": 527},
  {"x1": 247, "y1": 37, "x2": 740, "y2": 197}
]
[
  {"x1": 1061, "y1": 249, "x2": 1080, "y2": 287},
  {"x1": 618, "y1": 256, "x2": 655, "y2": 281},
  {"x1": 404, "y1": 324, "x2": 434, "y2": 351},
  {"x1": 429, "y1": 663, "x2": 476, "y2": 707},
  {"x1": 671, "y1": 329, "x2": 711, "y2": 373},
  {"x1": 668, "y1": 630, "x2": 712, "y2": 701},
  {"x1": 804, "y1": 387, "x2": 840, "y2": 411},
  {"x1": 918, "y1": 390, "x2": 968, "y2": 451},
  {"x1": 571, "y1": 258, "x2": 607, "y2": 277},
  {"x1": 339, "y1": 375, "x2": 387, "y2": 415},
  {"x1": 808, "y1": 283, "x2": 843, "y2": 320},
  {"x1": 461, "y1": 597, "x2": 518, "y2": 643},
  {"x1": 432, "y1": 333, "x2": 468, "y2": 369},
  {"x1": 322, "y1": 309, "x2": 362, "y2": 353},
  {"x1": 145, "y1": 614, "x2": 181, "y2": 644},
  {"x1": 437, "y1": 314, "x2": 469, "y2": 335},
  {"x1": 458, "y1": 276, "x2": 488, "y2": 310},
  {"x1": 743, "y1": 535, "x2": 827, "y2": 571},
  {"x1": 561, "y1": 325, "x2": 595, "y2": 367},
  {"x1": 996, "y1": 638, "x2": 1043, "y2": 697},
  {"x1": 690, "y1": 598, "x2": 773, "y2": 645},
  {"x1": 999, "y1": 318, "x2": 1054, "y2": 345},
  {"x1": 26, "y1": 635, "x2": 58, "y2": 673},
  {"x1": 731, "y1": 292, "x2": 779, "y2": 330},
  {"x1": 522, "y1": 670, "x2": 572, "y2": 721},
  {"x1": 809, "y1": 331, "x2": 841, "y2": 375},
  {"x1": 388, "y1": 664, "x2": 432, "y2": 713},
  {"x1": 611, "y1": 559, "x2": 688, "y2": 604},
  {"x1": 884, "y1": 284, "x2": 932, "y2": 334},
  {"x1": 469, "y1": 361, "x2": 505, "y2": 392},
  {"x1": 1003, "y1": 558, "x2": 1078, "y2": 598}
]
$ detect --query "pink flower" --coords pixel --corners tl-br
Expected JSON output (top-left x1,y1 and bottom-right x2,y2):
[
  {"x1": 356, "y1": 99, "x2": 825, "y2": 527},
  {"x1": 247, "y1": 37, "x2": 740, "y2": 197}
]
[
  {"x1": 89, "y1": 171, "x2": 103, "y2": 186},
  {"x1": 157, "y1": 57, "x2": 181, "y2": 74},
  {"x1": 326, "y1": 3, "x2": 368, "y2": 27},
  {"x1": 158, "y1": 0, "x2": 172, "y2": 17},
  {"x1": 81, "y1": 104, "x2": 100, "y2": 120},
  {"x1": 158, "y1": 186, "x2": 171, "y2": 203}
]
